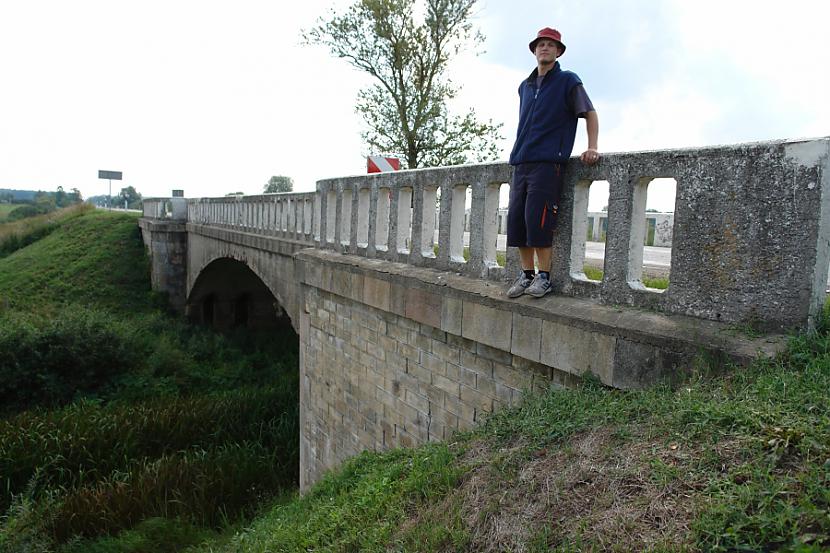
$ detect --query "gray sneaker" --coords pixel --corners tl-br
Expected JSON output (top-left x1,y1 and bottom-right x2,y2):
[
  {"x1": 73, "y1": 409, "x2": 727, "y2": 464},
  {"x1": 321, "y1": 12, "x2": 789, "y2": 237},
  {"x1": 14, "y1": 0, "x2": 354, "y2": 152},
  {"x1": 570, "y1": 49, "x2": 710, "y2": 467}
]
[
  {"x1": 507, "y1": 273, "x2": 533, "y2": 298},
  {"x1": 526, "y1": 273, "x2": 552, "y2": 297}
]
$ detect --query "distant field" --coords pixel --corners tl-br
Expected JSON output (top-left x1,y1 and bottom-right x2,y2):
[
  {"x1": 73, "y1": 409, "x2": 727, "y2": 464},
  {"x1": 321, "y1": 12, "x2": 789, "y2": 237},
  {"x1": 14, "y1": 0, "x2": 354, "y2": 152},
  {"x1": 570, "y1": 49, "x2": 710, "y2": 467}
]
[{"x1": 0, "y1": 204, "x2": 16, "y2": 221}]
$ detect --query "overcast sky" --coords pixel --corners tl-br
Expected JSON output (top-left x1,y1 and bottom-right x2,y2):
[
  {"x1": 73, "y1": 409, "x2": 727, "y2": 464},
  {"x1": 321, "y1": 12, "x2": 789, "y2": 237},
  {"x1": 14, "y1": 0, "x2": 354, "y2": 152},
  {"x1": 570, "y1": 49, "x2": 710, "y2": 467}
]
[{"x1": 1, "y1": 0, "x2": 828, "y2": 211}]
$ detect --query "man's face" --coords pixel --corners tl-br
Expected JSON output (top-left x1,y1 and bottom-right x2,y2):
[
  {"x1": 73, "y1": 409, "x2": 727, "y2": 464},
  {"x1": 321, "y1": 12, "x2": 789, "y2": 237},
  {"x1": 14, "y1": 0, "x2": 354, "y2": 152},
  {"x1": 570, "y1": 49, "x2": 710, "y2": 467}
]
[{"x1": 534, "y1": 38, "x2": 561, "y2": 64}]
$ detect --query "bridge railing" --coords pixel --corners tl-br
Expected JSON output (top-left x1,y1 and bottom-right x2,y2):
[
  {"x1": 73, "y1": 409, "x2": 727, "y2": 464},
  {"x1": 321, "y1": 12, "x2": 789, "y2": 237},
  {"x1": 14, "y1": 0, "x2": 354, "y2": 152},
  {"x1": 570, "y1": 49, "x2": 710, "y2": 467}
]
[
  {"x1": 140, "y1": 138, "x2": 830, "y2": 330},
  {"x1": 142, "y1": 197, "x2": 187, "y2": 221},
  {"x1": 186, "y1": 192, "x2": 319, "y2": 243},
  {"x1": 317, "y1": 138, "x2": 830, "y2": 330},
  {"x1": 317, "y1": 163, "x2": 515, "y2": 281}
]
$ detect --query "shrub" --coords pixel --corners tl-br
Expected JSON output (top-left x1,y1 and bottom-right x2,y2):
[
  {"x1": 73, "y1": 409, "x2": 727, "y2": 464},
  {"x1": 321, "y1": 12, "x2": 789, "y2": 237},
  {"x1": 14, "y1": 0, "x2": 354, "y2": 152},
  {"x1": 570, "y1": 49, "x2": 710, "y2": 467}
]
[
  {"x1": 0, "y1": 308, "x2": 144, "y2": 412},
  {"x1": 6, "y1": 204, "x2": 46, "y2": 221}
]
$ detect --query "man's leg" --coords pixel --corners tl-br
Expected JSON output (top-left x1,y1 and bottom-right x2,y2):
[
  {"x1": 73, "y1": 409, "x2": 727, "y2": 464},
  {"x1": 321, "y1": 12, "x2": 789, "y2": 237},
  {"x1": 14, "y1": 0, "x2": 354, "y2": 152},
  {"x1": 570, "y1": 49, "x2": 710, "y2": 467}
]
[
  {"x1": 505, "y1": 166, "x2": 535, "y2": 298},
  {"x1": 535, "y1": 247, "x2": 552, "y2": 273},
  {"x1": 519, "y1": 247, "x2": 535, "y2": 271},
  {"x1": 526, "y1": 246, "x2": 554, "y2": 297}
]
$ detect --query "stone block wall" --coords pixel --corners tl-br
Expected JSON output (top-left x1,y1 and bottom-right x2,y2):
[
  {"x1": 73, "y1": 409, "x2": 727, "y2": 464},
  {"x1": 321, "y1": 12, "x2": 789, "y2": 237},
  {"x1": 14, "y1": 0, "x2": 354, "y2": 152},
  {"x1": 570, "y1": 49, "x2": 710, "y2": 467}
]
[{"x1": 298, "y1": 279, "x2": 563, "y2": 490}]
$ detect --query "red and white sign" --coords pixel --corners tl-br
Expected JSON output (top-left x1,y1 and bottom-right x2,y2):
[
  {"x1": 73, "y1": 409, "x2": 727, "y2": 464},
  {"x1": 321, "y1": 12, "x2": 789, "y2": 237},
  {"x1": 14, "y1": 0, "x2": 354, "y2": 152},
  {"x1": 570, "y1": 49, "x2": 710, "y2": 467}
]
[{"x1": 367, "y1": 155, "x2": 401, "y2": 173}]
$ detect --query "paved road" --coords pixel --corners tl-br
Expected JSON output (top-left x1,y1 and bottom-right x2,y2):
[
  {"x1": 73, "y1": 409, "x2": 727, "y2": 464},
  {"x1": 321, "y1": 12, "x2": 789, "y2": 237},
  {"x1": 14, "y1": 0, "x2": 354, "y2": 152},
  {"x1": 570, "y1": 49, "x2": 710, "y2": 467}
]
[{"x1": 585, "y1": 241, "x2": 671, "y2": 271}]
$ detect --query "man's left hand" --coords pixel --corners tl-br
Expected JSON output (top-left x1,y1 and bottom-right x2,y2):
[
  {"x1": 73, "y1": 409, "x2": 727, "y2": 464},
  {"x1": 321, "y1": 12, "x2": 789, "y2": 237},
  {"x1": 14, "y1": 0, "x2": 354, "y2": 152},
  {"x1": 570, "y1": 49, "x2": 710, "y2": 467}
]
[{"x1": 580, "y1": 148, "x2": 600, "y2": 165}]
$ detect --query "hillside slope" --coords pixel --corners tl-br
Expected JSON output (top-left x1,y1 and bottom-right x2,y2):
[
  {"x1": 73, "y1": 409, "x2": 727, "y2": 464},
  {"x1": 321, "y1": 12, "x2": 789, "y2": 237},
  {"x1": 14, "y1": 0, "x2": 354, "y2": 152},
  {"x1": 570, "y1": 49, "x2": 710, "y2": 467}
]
[
  {"x1": 0, "y1": 209, "x2": 300, "y2": 553},
  {"x1": 0, "y1": 208, "x2": 152, "y2": 314}
]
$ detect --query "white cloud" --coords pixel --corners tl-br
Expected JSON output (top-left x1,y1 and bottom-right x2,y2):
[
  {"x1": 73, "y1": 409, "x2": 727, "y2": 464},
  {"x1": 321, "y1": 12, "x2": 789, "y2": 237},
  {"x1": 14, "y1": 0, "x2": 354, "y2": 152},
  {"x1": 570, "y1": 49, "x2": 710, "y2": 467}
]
[{"x1": 600, "y1": 79, "x2": 723, "y2": 153}]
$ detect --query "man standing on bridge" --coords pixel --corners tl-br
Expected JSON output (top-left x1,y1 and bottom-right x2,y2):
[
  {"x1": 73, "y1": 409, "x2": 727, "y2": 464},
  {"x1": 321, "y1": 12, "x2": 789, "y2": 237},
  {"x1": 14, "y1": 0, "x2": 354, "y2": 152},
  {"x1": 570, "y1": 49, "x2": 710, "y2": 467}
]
[{"x1": 506, "y1": 27, "x2": 600, "y2": 298}]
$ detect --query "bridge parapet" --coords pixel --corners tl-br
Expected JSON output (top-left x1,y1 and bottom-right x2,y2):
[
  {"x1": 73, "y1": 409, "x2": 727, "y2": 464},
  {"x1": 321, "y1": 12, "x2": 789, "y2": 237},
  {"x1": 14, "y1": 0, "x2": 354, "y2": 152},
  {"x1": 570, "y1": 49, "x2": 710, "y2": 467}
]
[
  {"x1": 142, "y1": 197, "x2": 187, "y2": 220},
  {"x1": 141, "y1": 138, "x2": 830, "y2": 331},
  {"x1": 185, "y1": 192, "x2": 320, "y2": 243},
  {"x1": 318, "y1": 138, "x2": 830, "y2": 331}
]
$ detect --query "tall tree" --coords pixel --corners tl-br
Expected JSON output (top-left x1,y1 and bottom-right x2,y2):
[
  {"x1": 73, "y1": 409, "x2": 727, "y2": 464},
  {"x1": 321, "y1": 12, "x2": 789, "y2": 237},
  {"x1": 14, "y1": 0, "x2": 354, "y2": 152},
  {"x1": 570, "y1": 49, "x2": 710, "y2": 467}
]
[
  {"x1": 264, "y1": 176, "x2": 294, "y2": 193},
  {"x1": 304, "y1": 0, "x2": 502, "y2": 169},
  {"x1": 55, "y1": 186, "x2": 67, "y2": 207},
  {"x1": 118, "y1": 186, "x2": 142, "y2": 209}
]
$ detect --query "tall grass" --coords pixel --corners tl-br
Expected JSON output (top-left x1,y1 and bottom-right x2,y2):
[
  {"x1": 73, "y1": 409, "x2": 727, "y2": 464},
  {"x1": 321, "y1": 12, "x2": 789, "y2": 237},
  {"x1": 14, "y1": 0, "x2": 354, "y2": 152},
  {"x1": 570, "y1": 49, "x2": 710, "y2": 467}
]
[
  {"x1": 0, "y1": 203, "x2": 17, "y2": 221},
  {"x1": 1, "y1": 387, "x2": 298, "y2": 511}
]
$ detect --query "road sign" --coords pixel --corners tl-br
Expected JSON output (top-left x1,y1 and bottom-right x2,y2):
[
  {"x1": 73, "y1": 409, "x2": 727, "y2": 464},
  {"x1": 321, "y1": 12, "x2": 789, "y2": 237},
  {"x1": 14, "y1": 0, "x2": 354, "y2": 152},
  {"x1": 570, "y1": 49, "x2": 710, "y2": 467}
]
[
  {"x1": 98, "y1": 170, "x2": 122, "y2": 180},
  {"x1": 367, "y1": 156, "x2": 400, "y2": 173}
]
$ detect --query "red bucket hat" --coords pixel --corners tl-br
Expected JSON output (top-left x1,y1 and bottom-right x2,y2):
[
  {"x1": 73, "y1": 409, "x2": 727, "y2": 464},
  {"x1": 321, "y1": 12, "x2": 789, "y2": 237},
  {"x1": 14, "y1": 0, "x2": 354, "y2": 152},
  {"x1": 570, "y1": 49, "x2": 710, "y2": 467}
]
[{"x1": 529, "y1": 27, "x2": 566, "y2": 55}]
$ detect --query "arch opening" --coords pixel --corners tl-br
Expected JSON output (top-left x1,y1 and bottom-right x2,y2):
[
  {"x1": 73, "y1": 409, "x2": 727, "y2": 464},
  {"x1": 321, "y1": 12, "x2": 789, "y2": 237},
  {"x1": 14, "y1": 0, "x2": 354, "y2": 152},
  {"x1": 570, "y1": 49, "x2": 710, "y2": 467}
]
[{"x1": 187, "y1": 258, "x2": 291, "y2": 332}]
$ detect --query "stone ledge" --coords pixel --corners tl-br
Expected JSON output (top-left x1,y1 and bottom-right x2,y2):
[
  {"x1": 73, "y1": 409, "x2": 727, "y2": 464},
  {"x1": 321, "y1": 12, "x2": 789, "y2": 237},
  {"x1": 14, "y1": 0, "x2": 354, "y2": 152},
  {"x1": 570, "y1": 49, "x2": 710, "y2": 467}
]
[
  {"x1": 295, "y1": 248, "x2": 788, "y2": 389},
  {"x1": 138, "y1": 218, "x2": 187, "y2": 233},
  {"x1": 186, "y1": 223, "x2": 314, "y2": 255}
]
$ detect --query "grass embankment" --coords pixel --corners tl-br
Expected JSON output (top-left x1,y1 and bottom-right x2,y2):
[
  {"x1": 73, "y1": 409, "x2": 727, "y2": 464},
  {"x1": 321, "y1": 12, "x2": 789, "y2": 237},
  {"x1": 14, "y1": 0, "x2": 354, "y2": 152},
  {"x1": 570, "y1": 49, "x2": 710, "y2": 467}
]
[
  {"x1": 0, "y1": 209, "x2": 299, "y2": 552},
  {"x1": 200, "y1": 328, "x2": 829, "y2": 550},
  {"x1": 0, "y1": 203, "x2": 91, "y2": 259}
]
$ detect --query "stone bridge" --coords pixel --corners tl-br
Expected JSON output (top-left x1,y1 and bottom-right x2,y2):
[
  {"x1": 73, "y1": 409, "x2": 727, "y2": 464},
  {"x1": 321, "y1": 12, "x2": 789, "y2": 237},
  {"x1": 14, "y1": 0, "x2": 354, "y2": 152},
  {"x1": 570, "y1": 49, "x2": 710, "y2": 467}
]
[{"x1": 139, "y1": 138, "x2": 830, "y2": 491}]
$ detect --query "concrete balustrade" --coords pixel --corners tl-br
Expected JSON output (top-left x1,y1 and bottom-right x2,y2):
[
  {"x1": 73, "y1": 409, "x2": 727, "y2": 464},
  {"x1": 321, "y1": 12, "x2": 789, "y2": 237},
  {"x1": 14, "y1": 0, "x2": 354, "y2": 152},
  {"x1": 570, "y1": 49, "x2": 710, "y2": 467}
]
[
  {"x1": 142, "y1": 197, "x2": 186, "y2": 220},
  {"x1": 143, "y1": 137, "x2": 830, "y2": 331},
  {"x1": 315, "y1": 139, "x2": 830, "y2": 331},
  {"x1": 318, "y1": 164, "x2": 514, "y2": 281},
  {"x1": 185, "y1": 192, "x2": 317, "y2": 242}
]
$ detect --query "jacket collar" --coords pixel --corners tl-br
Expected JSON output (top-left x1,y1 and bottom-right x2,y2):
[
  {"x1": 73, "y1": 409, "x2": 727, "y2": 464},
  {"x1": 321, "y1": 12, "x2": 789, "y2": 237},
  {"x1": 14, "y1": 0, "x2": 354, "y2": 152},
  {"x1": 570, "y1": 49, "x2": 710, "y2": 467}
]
[{"x1": 527, "y1": 61, "x2": 561, "y2": 85}]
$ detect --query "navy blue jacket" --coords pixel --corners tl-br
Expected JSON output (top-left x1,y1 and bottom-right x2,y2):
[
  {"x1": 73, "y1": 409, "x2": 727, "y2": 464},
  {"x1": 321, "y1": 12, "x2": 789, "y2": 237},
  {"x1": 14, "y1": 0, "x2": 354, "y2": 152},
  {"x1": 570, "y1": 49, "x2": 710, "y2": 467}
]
[{"x1": 509, "y1": 62, "x2": 582, "y2": 165}]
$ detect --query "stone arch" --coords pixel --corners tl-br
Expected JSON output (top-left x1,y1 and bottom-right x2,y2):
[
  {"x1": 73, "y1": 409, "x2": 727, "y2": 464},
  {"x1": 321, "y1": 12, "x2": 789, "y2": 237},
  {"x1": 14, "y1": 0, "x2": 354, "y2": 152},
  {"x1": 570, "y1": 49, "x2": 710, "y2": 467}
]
[{"x1": 187, "y1": 257, "x2": 291, "y2": 331}]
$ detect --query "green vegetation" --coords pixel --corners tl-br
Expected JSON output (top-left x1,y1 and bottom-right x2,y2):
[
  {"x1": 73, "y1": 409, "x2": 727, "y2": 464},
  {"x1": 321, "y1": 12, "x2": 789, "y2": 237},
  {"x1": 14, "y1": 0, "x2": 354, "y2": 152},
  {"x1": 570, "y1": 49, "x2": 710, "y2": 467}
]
[
  {"x1": 263, "y1": 176, "x2": 293, "y2": 194},
  {"x1": 0, "y1": 203, "x2": 91, "y2": 259},
  {"x1": 0, "y1": 203, "x2": 17, "y2": 221},
  {"x1": 304, "y1": 0, "x2": 502, "y2": 169},
  {"x1": 0, "y1": 187, "x2": 84, "y2": 225},
  {"x1": 88, "y1": 186, "x2": 143, "y2": 210},
  {"x1": 0, "y1": 210, "x2": 299, "y2": 552},
  {"x1": 197, "y1": 310, "x2": 830, "y2": 552}
]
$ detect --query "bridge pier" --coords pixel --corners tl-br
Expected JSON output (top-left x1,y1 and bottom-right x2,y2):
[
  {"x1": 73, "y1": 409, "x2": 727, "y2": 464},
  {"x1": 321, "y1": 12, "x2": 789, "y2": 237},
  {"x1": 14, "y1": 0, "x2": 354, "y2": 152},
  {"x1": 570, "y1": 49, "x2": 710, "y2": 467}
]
[{"x1": 138, "y1": 219, "x2": 188, "y2": 312}]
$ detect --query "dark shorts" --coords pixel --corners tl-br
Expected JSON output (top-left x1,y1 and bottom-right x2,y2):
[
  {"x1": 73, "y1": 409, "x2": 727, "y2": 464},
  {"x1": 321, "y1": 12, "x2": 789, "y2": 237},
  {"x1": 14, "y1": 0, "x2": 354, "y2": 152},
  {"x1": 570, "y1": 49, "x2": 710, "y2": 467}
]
[{"x1": 506, "y1": 162, "x2": 564, "y2": 248}]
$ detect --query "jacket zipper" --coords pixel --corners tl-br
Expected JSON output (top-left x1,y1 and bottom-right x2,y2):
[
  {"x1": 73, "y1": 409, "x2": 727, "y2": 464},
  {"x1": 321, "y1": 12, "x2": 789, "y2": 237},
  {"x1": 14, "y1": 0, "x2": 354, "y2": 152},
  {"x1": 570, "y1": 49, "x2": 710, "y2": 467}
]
[{"x1": 515, "y1": 68, "x2": 558, "y2": 153}]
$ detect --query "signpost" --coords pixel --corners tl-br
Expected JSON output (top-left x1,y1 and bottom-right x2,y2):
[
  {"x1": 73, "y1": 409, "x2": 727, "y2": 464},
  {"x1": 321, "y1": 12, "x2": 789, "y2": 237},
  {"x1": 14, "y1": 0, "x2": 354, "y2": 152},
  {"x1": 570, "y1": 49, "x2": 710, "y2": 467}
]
[{"x1": 98, "y1": 170, "x2": 122, "y2": 209}]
